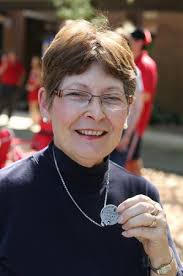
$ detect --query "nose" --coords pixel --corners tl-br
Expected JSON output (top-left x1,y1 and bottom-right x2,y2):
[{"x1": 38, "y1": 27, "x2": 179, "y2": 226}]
[{"x1": 84, "y1": 96, "x2": 106, "y2": 121}]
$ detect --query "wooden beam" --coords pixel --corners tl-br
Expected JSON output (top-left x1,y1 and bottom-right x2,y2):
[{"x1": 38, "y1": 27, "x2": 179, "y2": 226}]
[
  {"x1": 92, "y1": 0, "x2": 183, "y2": 12},
  {"x1": 0, "y1": 1, "x2": 54, "y2": 11},
  {"x1": 0, "y1": 0, "x2": 182, "y2": 12}
]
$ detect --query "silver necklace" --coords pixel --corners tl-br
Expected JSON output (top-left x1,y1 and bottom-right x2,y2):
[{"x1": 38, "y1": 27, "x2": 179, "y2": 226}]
[{"x1": 52, "y1": 147, "x2": 119, "y2": 227}]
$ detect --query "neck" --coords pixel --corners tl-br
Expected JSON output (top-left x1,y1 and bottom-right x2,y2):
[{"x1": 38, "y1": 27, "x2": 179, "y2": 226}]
[
  {"x1": 53, "y1": 142, "x2": 104, "y2": 168},
  {"x1": 133, "y1": 49, "x2": 142, "y2": 59}
]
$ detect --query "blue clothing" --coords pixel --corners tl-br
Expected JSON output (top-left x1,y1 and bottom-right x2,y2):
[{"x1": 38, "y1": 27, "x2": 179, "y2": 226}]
[
  {"x1": 110, "y1": 67, "x2": 143, "y2": 167},
  {"x1": 0, "y1": 143, "x2": 182, "y2": 276}
]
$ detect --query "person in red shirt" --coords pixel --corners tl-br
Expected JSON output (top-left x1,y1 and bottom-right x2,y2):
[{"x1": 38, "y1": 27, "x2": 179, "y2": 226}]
[
  {"x1": 0, "y1": 128, "x2": 12, "y2": 168},
  {"x1": 26, "y1": 56, "x2": 41, "y2": 125},
  {"x1": 125, "y1": 28, "x2": 158, "y2": 175},
  {"x1": 0, "y1": 54, "x2": 8, "y2": 102},
  {"x1": 31, "y1": 118, "x2": 53, "y2": 151},
  {"x1": 0, "y1": 53, "x2": 8, "y2": 82},
  {"x1": 0, "y1": 51, "x2": 25, "y2": 119}
]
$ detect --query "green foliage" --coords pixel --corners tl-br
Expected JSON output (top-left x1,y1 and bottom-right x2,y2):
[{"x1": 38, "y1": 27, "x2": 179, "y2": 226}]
[
  {"x1": 52, "y1": 0, "x2": 95, "y2": 20},
  {"x1": 91, "y1": 14, "x2": 108, "y2": 27}
]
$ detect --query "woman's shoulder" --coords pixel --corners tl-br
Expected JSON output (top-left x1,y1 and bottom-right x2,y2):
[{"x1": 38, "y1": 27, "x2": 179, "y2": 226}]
[
  {"x1": 0, "y1": 147, "x2": 51, "y2": 216},
  {"x1": 110, "y1": 160, "x2": 160, "y2": 202},
  {"x1": 0, "y1": 155, "x2": 36, "y2": 188},
  {"x1": 0, "y1": 148, "x2": 48, "y2": 191}
]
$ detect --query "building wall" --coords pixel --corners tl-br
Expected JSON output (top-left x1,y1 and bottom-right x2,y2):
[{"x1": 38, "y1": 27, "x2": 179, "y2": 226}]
[
  {"x1": 105, "y1": 11, "x2": 127, "y2": 28},
  {"x1": 147, "y1": 12, "x2": 183, "y2": 116},
  {"x1": 2, "y1": 11, "x2": 26, "y2": 61}
]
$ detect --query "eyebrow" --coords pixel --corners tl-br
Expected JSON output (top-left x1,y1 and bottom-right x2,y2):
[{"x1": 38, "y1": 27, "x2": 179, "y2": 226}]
[
  {"x1": 105, "y1": 86, "x2": 124, "y2": 92},
  {"x1": 63, "y1": 82, "x2": 89, "y2": 89},
  {"x1": 63, "y1": 82, "x2": 124, "y2": 92}
]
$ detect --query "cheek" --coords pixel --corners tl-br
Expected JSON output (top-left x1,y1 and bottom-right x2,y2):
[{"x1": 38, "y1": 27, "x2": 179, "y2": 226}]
[
  {"x1": 108, "y1": 111, "x2": 127, "y2": 133},
  {"x1": 50, "y1": 101, "x2": 81, "y2": 130}
]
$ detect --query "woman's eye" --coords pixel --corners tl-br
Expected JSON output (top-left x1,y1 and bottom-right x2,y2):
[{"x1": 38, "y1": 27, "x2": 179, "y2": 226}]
[
  {"x1": 64, "y1": 91, "x2": 89, "y2": 101},
  {"x1": 66, "y1": 92, "x2": 81, "y2": 97},
  {"x1": 104, "y1": 96, "x2": 122, "y2": 102}
]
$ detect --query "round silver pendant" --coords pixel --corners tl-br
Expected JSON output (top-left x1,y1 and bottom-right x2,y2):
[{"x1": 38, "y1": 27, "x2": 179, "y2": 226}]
[{"x1": 100, "y1": 204, "x2": 119, "y2": 226}]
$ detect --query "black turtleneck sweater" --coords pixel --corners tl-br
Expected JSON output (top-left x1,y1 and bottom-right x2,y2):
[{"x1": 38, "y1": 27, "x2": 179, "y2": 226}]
[{"x1": 0, "y1": 143, "x2": 182, "y2": 276}]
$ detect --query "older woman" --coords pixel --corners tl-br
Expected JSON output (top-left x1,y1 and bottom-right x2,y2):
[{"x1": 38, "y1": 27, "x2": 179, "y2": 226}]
[{"x1": 0, "y1": 20, "x2": 182, "y2": 276}]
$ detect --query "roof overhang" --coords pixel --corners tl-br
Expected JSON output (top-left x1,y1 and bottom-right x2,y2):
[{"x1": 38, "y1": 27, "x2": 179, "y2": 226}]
[
  {"x1": 0, "y1": 0, "x2": 182, "y2": 12},
  {"x1": 93, "y1": 0, "x2": 183, "y2": 12},
  {"x1": 0, "y1": 0, "x2": 54, "y2": 11}
]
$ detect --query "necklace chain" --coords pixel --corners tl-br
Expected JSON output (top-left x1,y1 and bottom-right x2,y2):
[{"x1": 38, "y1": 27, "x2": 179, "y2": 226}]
[{"x1": 52, "y1": 147, "x2": 110, "y2": 227}]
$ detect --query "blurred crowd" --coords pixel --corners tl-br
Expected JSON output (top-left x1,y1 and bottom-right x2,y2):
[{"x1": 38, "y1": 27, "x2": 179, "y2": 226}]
[
  {"x1": 0, "y1": 51, "x2": 53, "y2": 167},
  {"x1": 0, "y1": 51, "x2": 41, "y2": 124}
]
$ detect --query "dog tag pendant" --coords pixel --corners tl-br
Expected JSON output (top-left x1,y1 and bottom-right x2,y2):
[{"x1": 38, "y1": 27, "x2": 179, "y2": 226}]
[{"x1": 100, "y1": 204, "x2": 119, "y2": 226}]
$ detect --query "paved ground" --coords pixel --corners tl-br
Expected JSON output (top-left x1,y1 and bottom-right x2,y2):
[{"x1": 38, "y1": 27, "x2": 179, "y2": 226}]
[
  {"x1": 143, "y1": 168, "x2": 183, "y2": 262},
  {"x1": 143, "y1": 129, "x2": 183, "y2": 175},
  {"x1": 0, "y1": 112, "x2": 183, "y2": 262}
]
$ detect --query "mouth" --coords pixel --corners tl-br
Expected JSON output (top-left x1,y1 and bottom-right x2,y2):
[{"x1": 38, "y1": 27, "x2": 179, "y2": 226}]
[{"x1": 75, "y1": 129, "x2": 107, "y2": 138}]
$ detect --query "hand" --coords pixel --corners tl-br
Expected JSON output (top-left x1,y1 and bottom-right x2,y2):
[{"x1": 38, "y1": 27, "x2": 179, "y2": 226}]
[{"x1": 117, "y1": 195, "x2": 171, "y2": 267}]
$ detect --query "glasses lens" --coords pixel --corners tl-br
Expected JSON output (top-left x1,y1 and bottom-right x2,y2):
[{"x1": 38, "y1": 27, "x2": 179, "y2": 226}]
[
  {"x1": 63, "y1": 90, "x2": 90, "y2": 103},
  {"x1": 102, "y1": 95, "x2": 127, "y2": 109}
]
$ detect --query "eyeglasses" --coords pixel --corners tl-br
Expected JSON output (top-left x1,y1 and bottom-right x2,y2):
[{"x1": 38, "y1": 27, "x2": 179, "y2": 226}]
[{"x1": 53, "y1": 89, "x2": 130, "y2": 111}]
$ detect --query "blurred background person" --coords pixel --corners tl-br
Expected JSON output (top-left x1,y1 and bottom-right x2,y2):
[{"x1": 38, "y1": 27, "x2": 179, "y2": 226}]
[
  {"x1": 0, "y1": 53, "x2": 8, "y2": 103},
  {"x1": 26, "y1": 56, "x2": 41, "y2": 125},
  {"x1": 0, "y1": 51, "x2": 25, "y2": 119},
  {"x1": 111, "y1": 65, "x2": 144, "y2": 166},
  {"x1": 0, "y1": 128, "x2": 12, "y2": 169},
  {"x1": 0, "y1": 53, "x2": 8, "y2": 81},
  {"x1": 110, "y1": 27, "x2": 144, "y2": 167},
  {"x1": 30, "y1": 117, "x2": 52, "y2": 151},
  {"x1": 125, "y1": 28, "x2": 158, "y2": 175}
]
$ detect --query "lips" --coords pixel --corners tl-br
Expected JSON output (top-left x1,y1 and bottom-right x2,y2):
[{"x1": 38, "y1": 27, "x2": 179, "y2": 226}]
[{"x1": 76, "y1": 129, "x2": 107, "y2": 137}]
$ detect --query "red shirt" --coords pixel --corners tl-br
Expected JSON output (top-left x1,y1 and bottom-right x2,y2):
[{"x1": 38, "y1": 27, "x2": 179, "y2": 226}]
[
  {"x1": 0, "y1": 61, "x2": 2, "y2": 82},
  {"x1": 1, "y1": 61, "x2": 24, "y2": 86},
  {"x1": 135, "y1": 51, "x2": 158, "y2": 136}
]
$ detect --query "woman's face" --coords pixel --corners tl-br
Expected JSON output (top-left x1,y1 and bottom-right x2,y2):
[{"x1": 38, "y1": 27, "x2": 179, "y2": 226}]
[
  {"x1": 129, "y1": 37, "x2": 144, "y2": 58},
  {"x1": 39, "y1": 62, "x2": 128, "y2": 167},
  {"x1": 31, "y1": 56, "x2": 40, "y2": 68}
]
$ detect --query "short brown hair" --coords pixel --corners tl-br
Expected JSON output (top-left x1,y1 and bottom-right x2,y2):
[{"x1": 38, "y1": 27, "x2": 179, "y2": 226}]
[{"x1": 42, "y1": 20, "x2": 136, "y2": 106}]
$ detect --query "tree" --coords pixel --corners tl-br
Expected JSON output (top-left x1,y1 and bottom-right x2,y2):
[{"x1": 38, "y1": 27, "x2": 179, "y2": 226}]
[
  {"x1": 52, "y1": 0, "x2": 94, "y2": 20},
  {"x1": 51, "y1": 0, "x2": 107, "y2": 25}
]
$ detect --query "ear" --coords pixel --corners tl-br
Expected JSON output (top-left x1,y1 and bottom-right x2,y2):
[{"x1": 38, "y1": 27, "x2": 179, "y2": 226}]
[
  {"x1": 127, "y1": 95, "x2": 134, "y2": 105},
  {"x1": 123, "y1": 117, "x2": 128, "y2": 130},
  {"x1": 124, "y1": 104, "x2": 131, "y2": 130},
  {"x1": 38, "y1": 87, "x2": 50, "y2": 121}
]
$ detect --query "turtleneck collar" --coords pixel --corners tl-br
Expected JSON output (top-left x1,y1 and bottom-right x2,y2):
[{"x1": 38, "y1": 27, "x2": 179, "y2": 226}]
[{"x1": 47, "y1": 143, "x2": 109, "y2": 194}]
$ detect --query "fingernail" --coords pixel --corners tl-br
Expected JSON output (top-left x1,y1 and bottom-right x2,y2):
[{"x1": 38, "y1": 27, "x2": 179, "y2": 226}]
[
  {"x1": 122, "y1": 224, "x2": 126, "y2": 230},
  {"x1": 117, "y1": 205, "x2": 124, "y2": 212},
  {"x1": 122, "y1": 231, "x2": 129, "y2": 237}
]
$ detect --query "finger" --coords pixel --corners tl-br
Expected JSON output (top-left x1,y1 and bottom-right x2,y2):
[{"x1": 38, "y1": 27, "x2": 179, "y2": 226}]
[
  {"x1": 117, "y1": 194, "x2": 155, "y2": 212},
  {"x1": 151, "y1": 202, "x2": 162, "y2": 216},
  {"x1": 118, "y1": 201, "x2": 156, "y2": 224},
  {"x1": 122, "y1": 226, "x2": 158, "y2": 239},
  {"x1": 121, "y1": 214, "x2": 167, "y2": 240},
  {"x1": 122, "y1": 213, "x2": 158, "y2": 231}
]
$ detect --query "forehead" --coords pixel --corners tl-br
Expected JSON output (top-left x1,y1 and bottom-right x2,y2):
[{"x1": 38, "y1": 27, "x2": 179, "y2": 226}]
[{"x1": 60, "y1": 62, "x2": 124, "y2": 92}]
